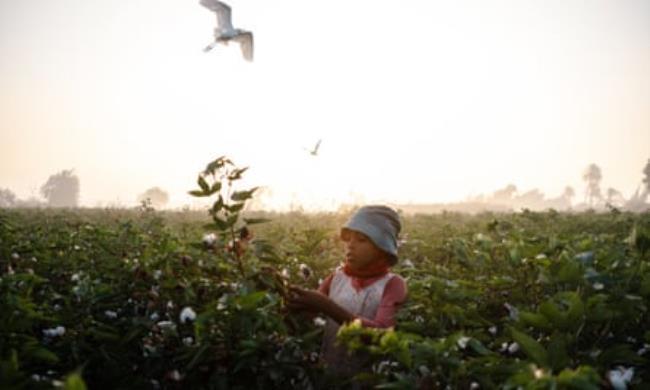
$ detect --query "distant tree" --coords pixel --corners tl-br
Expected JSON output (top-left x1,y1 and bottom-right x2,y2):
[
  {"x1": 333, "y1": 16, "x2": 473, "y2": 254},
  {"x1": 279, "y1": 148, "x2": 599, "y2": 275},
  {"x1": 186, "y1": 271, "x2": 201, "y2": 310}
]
[
  {"x1": 0, "y1": 188, "x2": 17, "y2": 208},
  {"x1": 545, "y1": 186, "x2": 574, "y2": 210},
  {"x1": 137, "y1": 187, "x2": 169, "y2": 209},
  {"x1": 16, "y1": 197, "x2": 45, "y2": 208},
  {"x1": 40, "y1": 169, "x2": 80, "y2": 207},
  {"x1": 562, "y1": 186, "x2": 575, "y2": 203},
  {"x1": 582, "y1": 164, "x2": 602, "y2": 207},
  {"x1": 605, "y1": 187, "x2": 624, "y2": 207},
  {"x1": 514, "y1": 189, "x2": 545, "y2": 210},
  {"x1": 492, "y1": 184, "x2": 517, "y2": 202},
  {"x1": 643, "y1": 158, "x2": 650, "y2": 195}
]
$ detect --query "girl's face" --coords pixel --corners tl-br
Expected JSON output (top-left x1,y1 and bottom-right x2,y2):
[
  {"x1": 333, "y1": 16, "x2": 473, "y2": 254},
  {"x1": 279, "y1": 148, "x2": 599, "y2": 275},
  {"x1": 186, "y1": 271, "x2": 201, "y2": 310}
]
[{"x1": 341, "y1": 229, "x2": 388, "y2": 270}]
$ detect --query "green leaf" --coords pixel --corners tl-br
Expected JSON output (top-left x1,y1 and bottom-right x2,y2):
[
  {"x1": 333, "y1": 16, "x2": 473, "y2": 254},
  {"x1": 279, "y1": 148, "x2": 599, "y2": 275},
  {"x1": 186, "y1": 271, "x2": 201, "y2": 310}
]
[
  {"x1": 188, "y1": 190, "x2": 209, "y2": 197},
  {"x1": 539, "y1": 292, "x2": 584, "y2": 331},
  {"x1": 224, "y1": 203, "x2": 245, "y2": 213},
  {"x1": 228, "y1": 167, "x2": 249, "y2": 181},
  {"x1": 185, "y1": 344, "x2": 210, "y2": 371},
  {"x1": 236, "y1": 291, "x2": 267, "y2": 310},
  {"x1": 211, "y1": 196, "x2": 224, "y2": 214},
  {"x1": 468, "y1": 338, "x2": 493, "y2": 356},
  {"x1": 509, "y1": 327, "x2": 549, "y2": 367},
  {"x1": 203, "y1": 156, "x2": 231, "y2": 175},
  {"x1": 210, "y1": 181, "x2": 222, "y2": 194},
  {"x1": 519, "y1": 311, "x2": 552, "y2": 331},
  {"x1": 556, "y1": 260, "x2": 582, "y2": 284},
  {"x1": 213, "y1": 216, "x2": 229, "y2": 230},
  {"x1": 198, "y1": 176, "x2": 210, "y2": 193},
  {"x1": 231, "y1": 187, "x2": 258, "y2": 201},
  {"x1": 64, "y1": 372, "x2": 87, "y2": 390},
  {"x1": 30, "y1": 347, "x2": 59, "y2": 364},
  {"x1": 598, "y1": 344, "x2": 647, "y2": 366},
  {"x1": 547, "y1": 332, "x2": 570, "y2": 372},
  {"x1": 227, "y1": 214, "x2": 238, "y2": 227}
]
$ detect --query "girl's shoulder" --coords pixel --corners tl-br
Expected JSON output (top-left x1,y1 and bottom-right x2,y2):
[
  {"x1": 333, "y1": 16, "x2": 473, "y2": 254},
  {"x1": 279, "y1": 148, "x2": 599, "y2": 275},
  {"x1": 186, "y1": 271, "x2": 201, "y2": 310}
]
[{"x1": 385, "y1": 273, "x2": 408, "y2": 298}]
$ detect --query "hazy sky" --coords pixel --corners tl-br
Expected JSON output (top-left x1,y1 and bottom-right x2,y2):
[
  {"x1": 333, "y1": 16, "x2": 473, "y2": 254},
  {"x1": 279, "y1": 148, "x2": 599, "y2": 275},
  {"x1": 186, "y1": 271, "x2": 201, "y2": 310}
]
[{"x1": 1, "y1": 0, "x2": 648, "y2": 210}]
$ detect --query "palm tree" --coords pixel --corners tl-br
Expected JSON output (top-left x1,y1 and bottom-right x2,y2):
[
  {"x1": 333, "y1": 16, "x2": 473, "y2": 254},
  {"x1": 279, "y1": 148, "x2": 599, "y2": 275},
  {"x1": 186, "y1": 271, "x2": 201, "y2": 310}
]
[
  {"x1": 582, "y1": 164, "x2": 602, "y2": 207},
  {"x1": 40, "y1": 169, "x2": 80, "y2": 207}
]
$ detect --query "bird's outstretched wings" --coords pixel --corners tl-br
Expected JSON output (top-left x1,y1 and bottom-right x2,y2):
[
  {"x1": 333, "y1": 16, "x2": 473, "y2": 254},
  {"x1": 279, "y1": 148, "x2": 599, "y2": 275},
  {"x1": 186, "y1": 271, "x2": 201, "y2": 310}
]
[
  {"x1": 199, "y1": 0, "x2": 233, "y2": 32},
  {"x1": 232, "y1": 32, "x2": 253, "y2": 62}
]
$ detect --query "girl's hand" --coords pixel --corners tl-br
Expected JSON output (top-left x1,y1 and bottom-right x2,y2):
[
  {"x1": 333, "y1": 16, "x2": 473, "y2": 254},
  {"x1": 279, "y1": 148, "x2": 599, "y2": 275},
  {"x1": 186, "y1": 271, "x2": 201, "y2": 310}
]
[
  {"x1": 286, "y1": 286, "x2": 328, "y2": 313},
  {"x1": 286, "y1": 286, "x2": 356, "y2": 325}
]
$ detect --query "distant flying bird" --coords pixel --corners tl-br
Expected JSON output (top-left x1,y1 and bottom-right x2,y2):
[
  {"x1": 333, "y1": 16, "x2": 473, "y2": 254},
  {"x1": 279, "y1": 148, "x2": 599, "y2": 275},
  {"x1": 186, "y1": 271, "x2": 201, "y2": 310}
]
[
  {"x1": 200, "y1": 0, "x2": 253, "y2": 62},
  {"x1": 304, "y1": 139, "x2": 322, "y2": 156}
]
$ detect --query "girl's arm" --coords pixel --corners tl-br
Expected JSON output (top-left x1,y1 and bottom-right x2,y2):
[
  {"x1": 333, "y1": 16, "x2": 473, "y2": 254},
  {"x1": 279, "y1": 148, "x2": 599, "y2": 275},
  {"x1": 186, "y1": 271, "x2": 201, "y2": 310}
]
[
  {"x1": 287, "y1": 286, "x2": 356, "y2": 325},
  {"x1": 287, "y1": 276, "x2": 408, "y2": 328}
]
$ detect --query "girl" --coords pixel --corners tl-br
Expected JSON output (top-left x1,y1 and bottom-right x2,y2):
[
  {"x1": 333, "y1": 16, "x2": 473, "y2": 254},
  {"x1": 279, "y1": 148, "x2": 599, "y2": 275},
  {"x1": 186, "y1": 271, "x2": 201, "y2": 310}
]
[{"x1": 288, "y1": 205, "x2": 408, "y2": 378}]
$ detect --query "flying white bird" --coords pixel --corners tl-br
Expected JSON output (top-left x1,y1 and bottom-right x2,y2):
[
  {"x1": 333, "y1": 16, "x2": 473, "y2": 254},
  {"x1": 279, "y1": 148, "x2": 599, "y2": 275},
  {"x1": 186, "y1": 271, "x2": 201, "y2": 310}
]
[
  {"x1": 304, "y1": 139, "x2": 322, "y2": 156},
  {"x1": 200, "y1": 0, "x2": 253, "y2": 62}
]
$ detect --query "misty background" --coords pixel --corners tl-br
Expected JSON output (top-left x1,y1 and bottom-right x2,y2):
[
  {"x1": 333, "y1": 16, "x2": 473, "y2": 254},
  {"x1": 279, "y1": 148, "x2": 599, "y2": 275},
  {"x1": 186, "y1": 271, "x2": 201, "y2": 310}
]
[{"x1": 1, "y1": 0, "x2": 649, "y2": 212}]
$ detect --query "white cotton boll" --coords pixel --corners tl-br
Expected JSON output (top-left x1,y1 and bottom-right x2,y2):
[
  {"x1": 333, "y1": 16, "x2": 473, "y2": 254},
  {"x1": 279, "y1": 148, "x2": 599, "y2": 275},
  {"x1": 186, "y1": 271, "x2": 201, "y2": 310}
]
[
  {"x1": 202, "y1": 233, "x2": 217, "y2": 248},
  {"x1": 168, "y1": 370, "x2": 182, "y2": 381},
  {"x1": 589, "y1": 349, "x2": 601, "y2": 358},
  {"x1": 11, "y1": 252, "x2": 20, "y2": 260},
  {"x1": 313, "y1": 317, "x2": 326, "y2": 327},
  {"x1": 71, "y1": 273, "x2": 80, "y2": 282},
  {"x1": 150, "y1": 312, "x2": 160, "y2": 321},
  {"x1": 503, "y1": 303, "x2": 519, "y2": 321},
  {"x1": 105, "y1": 310, "x2": 118, "y2": 319},
  {"x1": 507, "y1": 342, "x2": 520, "y2": 354},
  {"x1": 43, "y1": 326, "x2": 65, "y2": 337},
  {"x1": 183, "y1": 337, "x2": 194, "y2": 346},
  {"x1": 376, "y1": 360, "x2": 392, "y2": 374},
  {"x1": 457, "y1": 336, "x2": 470, "y2": 349},
  {"x1": 470, "y1": 382, "x2": 480, "y2": 390},
  {"x1": 402, "y1": 259, "x2": 415, "y2": 268},
  {"x1": 488, "y1": 326, "x2": 497, "y2": 335},
  {"x1": 281, "y1": 268, "x2": 290, "y2": 279},
  {"x1": 153, "y1": 270, "x2": 162, "y2": 280},
  {"x1": 299, "y1": 263, "x2": 312, "y2": 280},
  {"x1": 608, "y1": 366, "x2": 634, "y2": 390},
  {"x1": 593, "y1": 282, "x2": 604, "y2": 290},
  {"x1": 180, "y1": 307, "x2": 196, "y2": 323},
  {"x1": 157, "y1": 321, "x2": 176, "y2": 332}
]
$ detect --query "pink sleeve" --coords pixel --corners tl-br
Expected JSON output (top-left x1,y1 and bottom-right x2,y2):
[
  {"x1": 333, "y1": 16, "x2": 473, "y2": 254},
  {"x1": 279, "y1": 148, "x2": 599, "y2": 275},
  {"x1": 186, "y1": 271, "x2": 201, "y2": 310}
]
[
  {"x1": 359, "y1": 275, "x2": 408, "y2": 328},
  {"x1": 318, "y1": 273, "x2": 334, "y2": 296}
]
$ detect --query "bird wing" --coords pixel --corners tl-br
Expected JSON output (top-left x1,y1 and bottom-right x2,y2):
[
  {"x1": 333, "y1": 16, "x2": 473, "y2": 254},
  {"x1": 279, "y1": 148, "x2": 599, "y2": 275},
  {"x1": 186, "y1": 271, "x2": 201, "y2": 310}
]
[
  {"x1": 313, "y1": 139, "x2": 321, "y2": 153},
  {"x1": 233, "y1": 32, "x2": 253, "y2": 61},
  {"x1": 199, "y1": 0, "x2": 234, "y2": 31}
]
